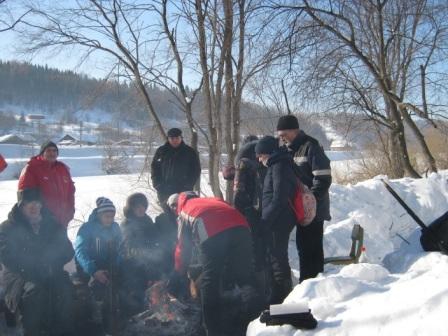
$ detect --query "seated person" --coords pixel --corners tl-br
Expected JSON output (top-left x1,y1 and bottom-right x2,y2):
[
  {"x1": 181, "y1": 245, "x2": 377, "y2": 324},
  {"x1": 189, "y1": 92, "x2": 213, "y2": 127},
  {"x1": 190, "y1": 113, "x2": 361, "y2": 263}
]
[
  {"x1": 120, "y1": 193, "x2": 171, "y2": 315},
  {"x1": 0, "y1": 188, "x2": 75, "y2": 336},
  {"x1": 74, "y1": 197, "x2": 122, "y2": 332},
  {"x1": 154, "y1": 207, "x2": 178, "y2": 272}
]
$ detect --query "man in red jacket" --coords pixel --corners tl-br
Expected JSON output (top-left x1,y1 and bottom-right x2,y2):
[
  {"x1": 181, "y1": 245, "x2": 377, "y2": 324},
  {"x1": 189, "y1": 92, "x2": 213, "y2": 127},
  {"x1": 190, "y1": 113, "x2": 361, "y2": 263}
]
[
  {"x1": 0, "y1": 153, "x2": 7, "y2": 173},
  {"x1": 18, "y1": 141, "x2": 75, "y2": 228},
  {"x1": 167, "y1": 191, "x2": 258, "y2": 336}
]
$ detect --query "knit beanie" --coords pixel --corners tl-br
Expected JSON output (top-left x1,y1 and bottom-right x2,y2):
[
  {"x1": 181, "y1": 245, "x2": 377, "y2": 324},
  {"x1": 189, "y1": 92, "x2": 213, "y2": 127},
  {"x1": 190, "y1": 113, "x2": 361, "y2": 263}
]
[
  {"x1": 276, "y1": 115, "x2": 300, "y2": 131},
  {"x1": 96, "y1": 197, "x2": 116, "y2": 214},
  {"x1": 255, "y1": 136, "x2": 279, "y2": 155},
  {"x1": 167, "y1": 128, "x2": 182, "y2": 137},
  {"x1": 166, "y1": 193, "x2": 180, "y2": 209},
  {"x1": 17, "y1": 188, "x2": 41, "y2": 207},
  {"x1": 39, "y1": 141, "x2": 59, "y2": 156}
]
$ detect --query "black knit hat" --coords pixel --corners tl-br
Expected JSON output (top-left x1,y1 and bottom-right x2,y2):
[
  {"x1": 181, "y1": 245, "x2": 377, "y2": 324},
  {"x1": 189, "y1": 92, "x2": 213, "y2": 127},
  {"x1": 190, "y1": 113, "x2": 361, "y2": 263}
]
[
  {"x1": 123, "y1": 193, "x2": 148, "y2": 217},
  {"x1": 167, "y1": 128, "x2": 182, "y2": 137},
  {"x1": 17, "y1": 188, "x2": 41, "y2": 207},
  {"x1": 255, "y1": 136, "x2": 279, "y2": 155},
  {"x1": 39, "y1": 141, "x2": 58, "y2": 156},
  {"x1": 277, "y1": 115, "x2": 300, "y2": 131}
]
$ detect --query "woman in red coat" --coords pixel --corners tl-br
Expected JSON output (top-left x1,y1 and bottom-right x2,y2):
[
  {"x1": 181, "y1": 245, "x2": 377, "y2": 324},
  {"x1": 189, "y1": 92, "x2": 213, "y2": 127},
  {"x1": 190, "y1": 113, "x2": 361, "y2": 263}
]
[{"x1": 18, "y1": 141, "x2": 75, "y2": 228}]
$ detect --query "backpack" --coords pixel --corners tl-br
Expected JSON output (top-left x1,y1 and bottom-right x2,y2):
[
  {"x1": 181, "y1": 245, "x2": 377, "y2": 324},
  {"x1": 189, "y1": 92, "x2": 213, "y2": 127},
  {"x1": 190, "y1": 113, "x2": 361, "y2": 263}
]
[{"x1": 289, "y1": 178, "x2": 316, "y2": 226}]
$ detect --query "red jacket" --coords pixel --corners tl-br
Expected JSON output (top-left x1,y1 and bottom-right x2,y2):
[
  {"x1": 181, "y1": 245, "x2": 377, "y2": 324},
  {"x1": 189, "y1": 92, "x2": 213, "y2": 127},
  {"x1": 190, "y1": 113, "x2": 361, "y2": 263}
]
[
  {"x1": 174, "y1": 193, "x2": 249, "y2": 273},
  {"x1": 0, "y1": 154, "x2": 7, "y2": 173},
  {"x1": 18, "y1": 156, "x2": 75, "y2": 228}
]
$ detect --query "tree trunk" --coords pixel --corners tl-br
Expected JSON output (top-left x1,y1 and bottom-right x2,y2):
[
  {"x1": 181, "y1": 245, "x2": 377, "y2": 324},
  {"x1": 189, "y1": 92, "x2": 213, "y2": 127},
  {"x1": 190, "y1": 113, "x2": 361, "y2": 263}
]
[
  {"x1": 195, "y1": 0, "x2": 222, "y2": 197},
  {"x1": 388, "y1": 103, "x2": 420, "y2": 178},
  {"x1": 401, "y1": 108, "x2": 437, "y2": 174},
  {"x1": 223, "y1": 0, "x2": 234, "y2": 203}
]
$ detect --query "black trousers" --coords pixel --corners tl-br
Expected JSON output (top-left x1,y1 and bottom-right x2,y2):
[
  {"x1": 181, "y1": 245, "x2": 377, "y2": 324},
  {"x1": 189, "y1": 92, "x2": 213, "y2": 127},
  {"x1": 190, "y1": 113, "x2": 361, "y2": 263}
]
[
  {"x1": 20, "y1": 274, "x2": 75, "y2": 336},
  {"x1": 296, "y1": 219, "x2": 324, "y2": 283},
  {"x1": 268, "y1": 223, "x2": 294, "y2": 305},
  {"x1": 199, "y1": 226, "x2": 256, "y2": 336}
]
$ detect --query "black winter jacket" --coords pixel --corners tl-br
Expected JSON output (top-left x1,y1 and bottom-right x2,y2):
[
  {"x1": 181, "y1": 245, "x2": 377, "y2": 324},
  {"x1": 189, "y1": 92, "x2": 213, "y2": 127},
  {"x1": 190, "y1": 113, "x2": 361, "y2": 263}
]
[
  {"x1": 288, "y1": 130, "x2": 332, "y2": 221},
  {"x1": 120, "y1": 214, "x2": 171, "y2": 279},
  {"x1": 261, "y1": 149, "x2": 297, "y2": 230},
  {"x1": 151, "y1": 142, "x2": 201, "y2": 199},
  {"x1": 233, "y1": 141, "x2": 266, "y2": 215},
  {"x1": 0, "y1": 205, "x2": 74, "y2": 312}
]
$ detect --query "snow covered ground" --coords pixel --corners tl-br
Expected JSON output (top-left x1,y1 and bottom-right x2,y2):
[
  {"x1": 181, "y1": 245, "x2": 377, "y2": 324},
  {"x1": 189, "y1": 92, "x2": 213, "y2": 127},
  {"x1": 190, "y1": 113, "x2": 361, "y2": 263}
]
[
  {"x1": 249, "y1": 172, "x2": 448, "y2": 336},
  {"x1": 0, "y1": 143, "x2": 361, "y2": 181},
  {"x1": 0, "y1": 145, "x2": 447, "y2": 335}
]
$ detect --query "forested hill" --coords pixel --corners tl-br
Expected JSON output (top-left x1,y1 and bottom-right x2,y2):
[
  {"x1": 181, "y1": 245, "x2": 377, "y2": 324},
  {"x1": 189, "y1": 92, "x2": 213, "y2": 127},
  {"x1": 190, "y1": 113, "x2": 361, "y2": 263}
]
[
  {"x1": 0, "y1": 60, "x2": 181, "y2": 125},
  {"x1": 0, "y1": 60, "x2": 331, "y2": 147}
]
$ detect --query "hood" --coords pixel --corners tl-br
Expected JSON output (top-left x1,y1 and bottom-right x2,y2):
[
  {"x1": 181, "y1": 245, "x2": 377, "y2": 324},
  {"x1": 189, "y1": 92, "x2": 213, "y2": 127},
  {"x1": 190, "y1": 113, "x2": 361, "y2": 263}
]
[
  {"x1": 28, "y1": 155, "x2": 63, "y2": 168},
  {"x1": 266, "y1": 147, "x2": 292, "y2": 167},
  {"x1": 176, "y1": 191, "x2": 199, "y2": 215},
  {"x1": 6, "y1": 203, "x2": 54, "y2": 231},
  {"x1": 235, "y1": 141, "x2": 257, "y2": 164}
]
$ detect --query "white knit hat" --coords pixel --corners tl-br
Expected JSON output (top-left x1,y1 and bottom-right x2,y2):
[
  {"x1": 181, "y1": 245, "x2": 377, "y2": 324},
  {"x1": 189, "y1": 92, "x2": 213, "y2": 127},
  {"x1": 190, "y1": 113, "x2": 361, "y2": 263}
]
[
  {"x1": 166, "y1": 193, "x2": 179, "y2": 209},
  {"x1": 96, "y1": 197, "x2": 116, "y2": 214}
]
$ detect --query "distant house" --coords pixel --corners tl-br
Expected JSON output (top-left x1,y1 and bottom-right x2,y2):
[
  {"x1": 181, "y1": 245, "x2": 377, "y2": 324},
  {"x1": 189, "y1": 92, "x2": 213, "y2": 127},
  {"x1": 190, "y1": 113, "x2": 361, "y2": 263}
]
[
  {"x1": 59, "y1": 134, "x2": 78, "y2": 145},
  {"x1": 330, "y1": 139, "x2": 353, "y2": 151},
  {"x1": 0, "y1": 134, "x2": 32, "y2": 145},
  {"x1": 58, "y1": 133, "x2": 96, "y2": 146}
]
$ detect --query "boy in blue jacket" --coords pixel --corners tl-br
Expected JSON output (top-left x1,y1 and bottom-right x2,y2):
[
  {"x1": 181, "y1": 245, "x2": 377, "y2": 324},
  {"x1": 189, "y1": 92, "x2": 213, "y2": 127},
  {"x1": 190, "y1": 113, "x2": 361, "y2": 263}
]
[{"x1": 74, "y1": 197, "x2": 122, "y2": 333}]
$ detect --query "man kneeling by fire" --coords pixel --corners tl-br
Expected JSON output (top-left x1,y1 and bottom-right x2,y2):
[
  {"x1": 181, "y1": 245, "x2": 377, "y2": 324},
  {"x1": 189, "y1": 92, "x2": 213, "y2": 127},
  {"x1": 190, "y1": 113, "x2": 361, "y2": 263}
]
[{"x1": 166, "y1": 191, "x2": 263, "y2": 336}]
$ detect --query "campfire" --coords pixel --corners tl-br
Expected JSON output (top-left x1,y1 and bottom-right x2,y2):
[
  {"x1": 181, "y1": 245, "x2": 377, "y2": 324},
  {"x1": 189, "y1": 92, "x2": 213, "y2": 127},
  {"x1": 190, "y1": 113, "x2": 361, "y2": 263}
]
[{"x1": 123, "y1": 281, "x2": 202, "y2": 336}]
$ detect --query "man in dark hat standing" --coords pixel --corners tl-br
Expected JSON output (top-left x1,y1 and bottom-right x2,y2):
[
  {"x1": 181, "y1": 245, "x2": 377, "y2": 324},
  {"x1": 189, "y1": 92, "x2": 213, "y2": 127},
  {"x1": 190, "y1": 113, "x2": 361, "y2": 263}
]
[
  {"x1": 18, "y1": 141, "x2": 76, "y2": 228},
  {"x1": 0, "y1": 188, "x2": 75, "y2": 335},
  {"x1": 151, "y1": 128, "x2": 201, "y2": 210},
  {"x1": 276, "y1": 115, "x2": 332, "y2": 283}
]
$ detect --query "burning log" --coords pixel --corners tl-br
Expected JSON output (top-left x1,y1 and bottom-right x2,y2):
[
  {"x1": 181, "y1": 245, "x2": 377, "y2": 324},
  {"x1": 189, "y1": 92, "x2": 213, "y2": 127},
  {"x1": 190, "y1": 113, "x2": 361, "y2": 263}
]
[{"x1": 123, "y1": 281, "x2": 203, "y2": 336}]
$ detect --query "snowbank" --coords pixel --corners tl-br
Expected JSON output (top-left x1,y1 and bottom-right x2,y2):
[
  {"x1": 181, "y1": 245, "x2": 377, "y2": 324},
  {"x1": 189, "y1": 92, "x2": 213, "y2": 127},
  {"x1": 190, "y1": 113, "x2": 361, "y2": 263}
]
[
  {"x1": 1, "y1": 165, "x2": 447, "y2": 335},
  {"x1": 250, "y1": 171, "x2": 448, "y2": 336}
]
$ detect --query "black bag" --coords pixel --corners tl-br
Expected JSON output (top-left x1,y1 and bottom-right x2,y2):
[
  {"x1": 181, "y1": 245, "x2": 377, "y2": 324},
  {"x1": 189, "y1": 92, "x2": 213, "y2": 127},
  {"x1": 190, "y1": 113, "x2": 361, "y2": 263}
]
[
  {"x1": 420, "y1": 211, "x2": 448, "y2": 252},
  {"x1": 259, "y1": 309, "x2": 318, "y2": 330}
]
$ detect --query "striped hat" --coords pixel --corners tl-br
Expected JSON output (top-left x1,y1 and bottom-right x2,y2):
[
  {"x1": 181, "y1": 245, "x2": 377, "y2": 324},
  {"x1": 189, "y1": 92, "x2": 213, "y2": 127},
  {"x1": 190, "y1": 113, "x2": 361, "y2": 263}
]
[{"x1": 96, "y1": 197, "x2": 116, "y2": 214}]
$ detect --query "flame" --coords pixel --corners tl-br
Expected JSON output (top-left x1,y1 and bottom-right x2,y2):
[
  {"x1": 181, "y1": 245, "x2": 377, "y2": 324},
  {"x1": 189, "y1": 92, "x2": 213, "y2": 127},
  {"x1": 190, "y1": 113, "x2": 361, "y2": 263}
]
[{"x1": 148, "y1": 281, "x2": 178, "y2": 322}]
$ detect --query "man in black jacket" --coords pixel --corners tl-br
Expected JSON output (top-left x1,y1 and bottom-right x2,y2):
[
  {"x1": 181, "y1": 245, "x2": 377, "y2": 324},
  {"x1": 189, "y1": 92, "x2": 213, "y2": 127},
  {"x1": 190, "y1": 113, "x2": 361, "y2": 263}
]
[
  {"x1": 0, "y1": 188, "x2": 75, "y2": 336},
  {"x1": 256, "y1": 136, "x2": 297, "y2": 304},
  {"x1": 151, "y1": 128, "x2": 201, "y2": 210},
  {"x1": 277, "y1": 115, "x2": 332, "y2": 283},
  {"x1": 234, "y1": 138, "x2": 267, "y2": 283}
]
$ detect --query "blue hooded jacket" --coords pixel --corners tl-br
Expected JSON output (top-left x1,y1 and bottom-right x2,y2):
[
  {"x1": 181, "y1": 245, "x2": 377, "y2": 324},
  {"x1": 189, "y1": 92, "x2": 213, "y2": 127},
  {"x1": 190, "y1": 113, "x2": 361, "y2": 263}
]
[{"x1": 75, "y1": 209, "x2": 122, "y2": 276}]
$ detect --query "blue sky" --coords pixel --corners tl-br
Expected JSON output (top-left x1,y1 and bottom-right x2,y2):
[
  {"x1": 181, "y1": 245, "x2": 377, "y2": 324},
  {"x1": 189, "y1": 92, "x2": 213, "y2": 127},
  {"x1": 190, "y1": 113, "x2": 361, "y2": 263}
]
[{"x1": 0, "y1": 26, "x2": 114, "y2": 78}]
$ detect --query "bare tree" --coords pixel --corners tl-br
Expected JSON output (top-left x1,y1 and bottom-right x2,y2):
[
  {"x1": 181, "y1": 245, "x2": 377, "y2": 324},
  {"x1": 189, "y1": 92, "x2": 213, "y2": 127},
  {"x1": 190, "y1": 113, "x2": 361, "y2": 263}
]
[
  {"x1": 187, "y1": 0, "x2": 291, "y2": 198},
  {"x1": 0, "y1": 0, "x2": 30, "y2": 33},
  {"x1": 270, "y1": 0, "x2": 448, "y2": 177},
  {"x1": 19, "y1": 0, "x2": 167, "y2": 138}
]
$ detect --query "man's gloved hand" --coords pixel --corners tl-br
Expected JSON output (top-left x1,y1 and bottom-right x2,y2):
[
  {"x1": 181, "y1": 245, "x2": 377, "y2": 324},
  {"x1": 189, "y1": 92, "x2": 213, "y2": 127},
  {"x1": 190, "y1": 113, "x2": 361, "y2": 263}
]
[{"x1": 167, "y1": 271, "x2": 189, "y2": 297}]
